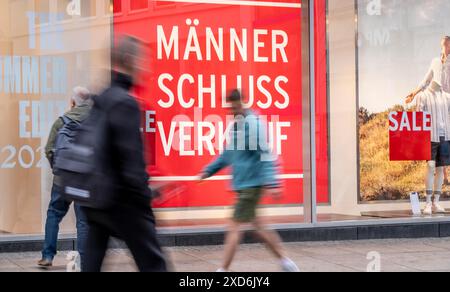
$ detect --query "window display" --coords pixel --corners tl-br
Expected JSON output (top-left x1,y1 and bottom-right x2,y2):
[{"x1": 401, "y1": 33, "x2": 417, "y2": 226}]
[
  {"x1": 358, "y1": 0, "x2": 450, "y2": 205},
  {"x1": 0, "y1": 0, "x2": 111, "y2": 235},
  {"x1": 316, "y1": 0, "x2": 450, "y2": 221},
  {"x1": 112, "y1": 0, "x2": 319, "y2": 212},
  {"x1": 1, "y1": 0, "x2": 450, "y2": 241}
]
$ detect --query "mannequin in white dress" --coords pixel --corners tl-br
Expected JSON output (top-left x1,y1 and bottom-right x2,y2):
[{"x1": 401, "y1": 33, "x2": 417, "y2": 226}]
[{"x1": 406, "y1": 36, "x2": 450, "y2": 215}]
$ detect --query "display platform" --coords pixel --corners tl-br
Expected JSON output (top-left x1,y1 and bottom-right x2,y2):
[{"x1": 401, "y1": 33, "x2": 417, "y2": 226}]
[
  {"x1": 361, "y1": 210, "x2": 450, "y2": 219},
  {"x1": 156, "y1": 214, "x2": 376, "y2": 228}
]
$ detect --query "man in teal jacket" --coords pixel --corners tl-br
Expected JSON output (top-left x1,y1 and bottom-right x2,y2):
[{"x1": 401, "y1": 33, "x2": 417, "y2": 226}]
[{"x1": 200, "y1": 89, "x2": 299, "y2": 272}]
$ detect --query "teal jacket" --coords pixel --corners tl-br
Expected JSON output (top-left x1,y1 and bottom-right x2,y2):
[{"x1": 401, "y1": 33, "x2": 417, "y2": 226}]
[{"x1": 203, "y1": 111, "x2": 280, "y2": 191}]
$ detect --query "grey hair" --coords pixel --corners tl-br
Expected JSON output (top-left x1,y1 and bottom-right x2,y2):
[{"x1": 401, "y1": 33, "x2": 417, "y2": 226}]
[{"x1": 71, "y1": 86, "x2": 90, "y2": 106}]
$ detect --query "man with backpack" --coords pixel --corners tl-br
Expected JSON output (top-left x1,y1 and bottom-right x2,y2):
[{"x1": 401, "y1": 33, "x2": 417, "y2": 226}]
[{"x1": 38, "y1": 87, "x2": 92, "y2": 268}]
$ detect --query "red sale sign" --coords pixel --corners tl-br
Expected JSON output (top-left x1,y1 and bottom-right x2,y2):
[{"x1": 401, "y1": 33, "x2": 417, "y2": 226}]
[
  {"x1": 113, "y1": 0, "x2": 329, "y2": 208},
  {"x1": 389, "y1": 111, "x2": 432, "y2": 161}
]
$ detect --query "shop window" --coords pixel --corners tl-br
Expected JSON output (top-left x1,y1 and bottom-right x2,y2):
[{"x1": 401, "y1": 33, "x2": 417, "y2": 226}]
[
  {"x1": 131, "y1": 0, "x2": 149, "y2": 11},
  {"x1": 154, "y1": 1, "x2": 177, "y2": 7},
  {"x1": 112, "y1": 0, "x2": 122, "y2": 14},
  {"x1": 55, "y1": 0, "x2": 97, "y2": 20},
  {"x1": 35, "y1": 0, "x2": 50, "y2": 13},
  {"x1": 34, "y1": 0, "x2": 51, "y2": 24},
  {"x1": 80, "y1": 0, "x2": 97, "y2": 17},
  {"x1": 320, "y1": 0, "x2": 450, "y2": 222}
]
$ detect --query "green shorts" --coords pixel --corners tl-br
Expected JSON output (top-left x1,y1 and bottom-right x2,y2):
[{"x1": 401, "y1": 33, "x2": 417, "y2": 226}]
[{"x1": 233, "y1": 188, "x2": 262, "y2": 223}]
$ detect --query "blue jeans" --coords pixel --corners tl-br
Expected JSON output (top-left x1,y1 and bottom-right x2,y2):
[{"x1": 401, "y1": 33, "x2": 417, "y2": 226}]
[{"x1": 42, "y1": 184, "x2": 88, "y2": 264}]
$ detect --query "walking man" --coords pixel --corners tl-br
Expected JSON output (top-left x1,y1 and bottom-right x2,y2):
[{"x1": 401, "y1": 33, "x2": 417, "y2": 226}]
[
  {"x1": 199, "y1": 89, "x2": 299, "y2": 272},
  {"x1": 38, "y1": 87, "x2": 91, "y2": 268},
  {"x1": 82, "y1": 36, "x2": 167, "y2": 272}
]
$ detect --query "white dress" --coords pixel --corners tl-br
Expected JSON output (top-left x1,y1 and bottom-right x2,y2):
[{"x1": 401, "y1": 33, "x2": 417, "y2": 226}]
[
  {"x1": 443, "y1": 58, "x2": 450, "y2": 94},
  {"x1": 416, "y1": 58, "x2": 450, "y2": 143}
]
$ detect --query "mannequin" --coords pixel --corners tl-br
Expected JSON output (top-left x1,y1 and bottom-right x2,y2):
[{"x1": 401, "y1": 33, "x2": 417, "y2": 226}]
[
  {"x1": 442, "y1": 38, "x2": 450, "y2": 185},
  {"x1": 406, "y1": 36, "x2": 450, "y2": 215}
]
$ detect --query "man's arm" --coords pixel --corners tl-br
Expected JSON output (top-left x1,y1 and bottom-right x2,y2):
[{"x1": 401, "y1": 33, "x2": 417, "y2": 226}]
[
  {"x1": 202, "y1": 150, "x2": 231, "y2": 179},
  {"x1": 45, "y1": 118, "x2": 64, "y2": 167},
  {"x1": 255, "y1": 117, "x2": 281, "y2": 188},
  {"x1": 418, "y1": 61, "x2": 434, "y2": 92}
]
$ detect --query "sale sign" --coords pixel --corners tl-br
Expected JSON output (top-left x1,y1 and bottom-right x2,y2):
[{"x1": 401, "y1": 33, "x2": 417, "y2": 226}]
[
  {"x1": 389, "y1": 111, "x2": 432, "y2": 161},
  {"x1": 113, "y1": 0, "x2": 329, "y2": 208}
]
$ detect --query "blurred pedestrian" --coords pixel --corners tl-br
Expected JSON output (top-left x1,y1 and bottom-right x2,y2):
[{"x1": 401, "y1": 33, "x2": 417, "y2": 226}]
[
  {"x1": 199, "y1": 89, "x2": 299, "y2": 272},
  {"x1": 81, "y1": 36, "x2": 167, "y2": 272},
  {"x1": 38, "y1": 87, "x2": 92, "y2": 268}
]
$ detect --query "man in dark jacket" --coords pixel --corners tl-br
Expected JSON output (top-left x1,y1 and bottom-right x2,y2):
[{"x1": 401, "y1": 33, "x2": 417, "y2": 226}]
[
  {"x1": 82, "y1": 36, "x2": 167, "y2": 272},
  {"x1": 38, "y1": 87, "x2": 92, "y2": 268}
]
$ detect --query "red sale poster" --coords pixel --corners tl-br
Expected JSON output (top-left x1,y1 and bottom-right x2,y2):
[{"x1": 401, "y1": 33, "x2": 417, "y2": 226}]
[
  {"x1": 113, "y1": 0, "x2": 329, "y2": 208},
  {"x1": 389, "y1": 111, "x2": 432, "y2": 161}
]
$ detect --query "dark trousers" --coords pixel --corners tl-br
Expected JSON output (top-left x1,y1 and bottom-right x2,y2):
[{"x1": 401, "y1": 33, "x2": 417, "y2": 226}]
[
  {"x1": 82, "y1": 202, "x2": 167, "y2": 272},
  {"x1": 42, "y1": 184, "x2": 88, "y2": 264}
]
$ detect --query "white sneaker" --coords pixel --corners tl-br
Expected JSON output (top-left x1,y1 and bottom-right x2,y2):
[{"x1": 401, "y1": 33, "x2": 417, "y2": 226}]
[
  {"x1": 281, "y1": 258, "x2": 300, "y2": 272},
  {"x1": 216, "y1": 268, "x2": 227, "y2": 272},
  {"x1": 423, "y1": 202, "x2": 433, "y2": 215},
  {"x1": 433, "y1": 203, "x2": 446, "y2": 214}
]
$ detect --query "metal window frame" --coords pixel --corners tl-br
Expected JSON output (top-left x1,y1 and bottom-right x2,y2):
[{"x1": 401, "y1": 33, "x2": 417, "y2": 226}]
[{"x1": 302, "y1": 0, "x2": 316, "y2": 224}]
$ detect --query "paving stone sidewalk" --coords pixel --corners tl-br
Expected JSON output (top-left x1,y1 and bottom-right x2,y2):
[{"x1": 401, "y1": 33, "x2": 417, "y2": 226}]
[{"x1": 1, "y1": 238, "x2": 450, "y2": 272}]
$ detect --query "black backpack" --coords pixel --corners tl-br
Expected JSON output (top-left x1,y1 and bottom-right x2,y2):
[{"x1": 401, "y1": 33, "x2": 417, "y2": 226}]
[
  {"x1": 52, "y1": 116, "x2": 81, "y2": 175},
  {"x1": 55, "y1": 97, "x2": 117, "y2": 209}
]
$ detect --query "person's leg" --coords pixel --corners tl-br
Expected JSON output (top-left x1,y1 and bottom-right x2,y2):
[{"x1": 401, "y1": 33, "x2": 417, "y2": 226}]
[
  {"x1": 221, "y1": 220, "x2": 243, "y2": 271},
  {"x1": 237, "y1": 188, "x2": 285, "y2": 259},
  {"x1": 115, "y1": 205, "x2": 167, "y2": 272},
  {"x1": 252, "y1": 217, "x2": 299, "y2": 272},
  {"x1": 433, "y1": 166, "x2": 446, "y2": 213},
  {"x1": 74, "y1": 204, "x2": 89, "y2": 268},
  {"x1": 82, "y1": 209, "x2": 110, "y2": 272},
  {"x1": 426, "y1": 142, "x2": 440, "y2": 205},
  {"x1": 426, "y1": 161, "x2": 436, "y2": 199},
  {"x1": 219, "y1": 189, "x2": 259, "y2": 272},
  {"x1": 434, "y1": 167, "x2": 444, "y2": 196},
  {"x1": 424, "y1": 160, "x2": 436, "y2": 215},
  {"x1": 41, "y1": 185, "x2": 71, "y2": 263},
  {"x1": 432, "y1": 138, "x2": 447, "y2": 213},
  {"x1": 252, "y1": 217, "x2": 285, "y2": 259}
]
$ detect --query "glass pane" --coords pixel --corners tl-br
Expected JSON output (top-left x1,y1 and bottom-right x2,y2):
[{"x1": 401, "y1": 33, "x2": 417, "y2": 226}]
[
  {"x1": 56, "y1": 0, "x2": 97, "y2": 19},
  {"x1": 113, "y1": 0, "x2": 122, "y2": 14},
  {"x1": 0, "y1": 0, "x2": 308, "y2": 239},
  {"x1": 0, "y1": 0, "x2": 111, "y2": 237},
  {"x1": 130, "y1": 0, "x2": 149, "y2": 11},
  {"x1": 114, "y1": 0, "x2": 307, "y2": 227},
  {"x1": 318, "y1": 0, "x2": 450, "y2": 222},
  {"x1": 80, "y1": 0, "x2": 97, "y2": 17}
]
